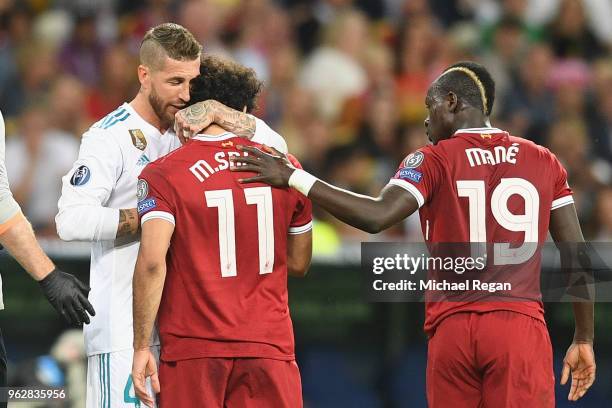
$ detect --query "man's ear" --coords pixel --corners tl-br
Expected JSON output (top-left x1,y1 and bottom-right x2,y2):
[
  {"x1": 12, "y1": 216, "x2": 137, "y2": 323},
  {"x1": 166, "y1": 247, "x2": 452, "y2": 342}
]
[
  {"x1": 138, "y1": 65, "x2": 150, "y2": 88},
  {"x1": 446, "y1": 91, "x2": 459, "y2": 113}
]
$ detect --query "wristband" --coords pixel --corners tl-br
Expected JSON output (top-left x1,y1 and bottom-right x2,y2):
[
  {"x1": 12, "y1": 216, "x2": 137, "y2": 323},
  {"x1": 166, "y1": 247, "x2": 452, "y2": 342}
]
[{"x1": 288, "y1": 169, "x2": 318, "y2": 196}]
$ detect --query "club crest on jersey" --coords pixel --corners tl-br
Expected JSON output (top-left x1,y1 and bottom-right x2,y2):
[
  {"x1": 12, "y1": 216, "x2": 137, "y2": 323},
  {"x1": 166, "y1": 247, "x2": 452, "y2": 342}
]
[
  {"x1": 137, "y1": 198, "x2": 156, "y2": 215},
  {"x1": 70, "y1": 165, "x2": 91, "y2": 186},
  {"x1": 402, "y1": 151, "x2": 424, "y2": 168},
  {"x1": 129, "y1": 129, "x2": 147, "y2": 150},
  {"x1": 137, "y1": 179, "x2": 148, "y2": 202},
  {"x1": 399, "y1": 168, "x2": 423, "y2": 183}
]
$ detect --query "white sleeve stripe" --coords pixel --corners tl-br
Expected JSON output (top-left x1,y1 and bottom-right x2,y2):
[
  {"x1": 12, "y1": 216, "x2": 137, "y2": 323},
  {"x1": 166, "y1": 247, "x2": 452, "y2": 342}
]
[
  {"x1": 141, "y1": 211, "x2": 175, "y2": 226},
  {"x1": 551, "y1": 195, "x2": 574, "y2": 210},
  {"x1": 387, "y1": 179, "x2": 425, "y2": 208},
  {"x1": 288, "y1": 221, "x2": 313, "y2": 235}
]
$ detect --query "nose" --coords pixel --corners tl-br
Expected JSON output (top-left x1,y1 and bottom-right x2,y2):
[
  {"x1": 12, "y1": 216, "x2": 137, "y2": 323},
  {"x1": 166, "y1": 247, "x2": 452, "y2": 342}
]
[{"x1": 179, "y1": 83, "x2": 190, "y2": 103}]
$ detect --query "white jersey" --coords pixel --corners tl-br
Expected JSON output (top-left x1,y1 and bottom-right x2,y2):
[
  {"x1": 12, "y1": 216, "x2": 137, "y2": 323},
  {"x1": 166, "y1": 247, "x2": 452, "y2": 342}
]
[
  {"x1": 0, "y1": 109, "x2": 23, "y2": 311},
  {"x1": 56, "y1": 102, "x2": 287, "y2": 357}
]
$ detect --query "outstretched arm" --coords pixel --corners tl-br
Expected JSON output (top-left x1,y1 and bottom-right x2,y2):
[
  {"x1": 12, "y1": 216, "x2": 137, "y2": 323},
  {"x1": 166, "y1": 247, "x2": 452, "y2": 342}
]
[
  {"x1": 549, "y1": 203, "x2": 595, "y2": 401},
  {"x1": 230, "y1": 146, "x2": 418, "y2": 234}
]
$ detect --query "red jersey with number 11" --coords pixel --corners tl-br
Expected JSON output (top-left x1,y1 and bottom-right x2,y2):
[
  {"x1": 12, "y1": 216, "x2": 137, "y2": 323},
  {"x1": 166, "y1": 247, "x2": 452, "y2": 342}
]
[{"x1": 138, "y1": 133, "x2": 312, "y2": 362}]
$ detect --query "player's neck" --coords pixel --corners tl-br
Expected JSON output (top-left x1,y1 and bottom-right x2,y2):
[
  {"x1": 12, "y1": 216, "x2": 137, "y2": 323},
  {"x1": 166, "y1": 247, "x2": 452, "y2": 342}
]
[
  {"x1": 129, "y1": 94, "x2": 166, "y2": 133},
  {"x1": 199, "y1": 124, "x2": 227, "y2": 136},
  {"x1": 453, "y1": 112, "x2": 490, "y2": 132}
]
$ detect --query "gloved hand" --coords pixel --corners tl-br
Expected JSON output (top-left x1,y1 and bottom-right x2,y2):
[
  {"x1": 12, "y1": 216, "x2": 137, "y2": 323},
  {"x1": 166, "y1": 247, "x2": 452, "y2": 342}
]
[{"x1": 38, "y1": 268, "x2": 96, "y2": 325}]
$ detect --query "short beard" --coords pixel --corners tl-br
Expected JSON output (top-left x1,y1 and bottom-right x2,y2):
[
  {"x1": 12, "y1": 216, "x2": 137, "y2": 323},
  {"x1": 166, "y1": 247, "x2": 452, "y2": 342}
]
[{"x1": 148, "y1": 86, "x2": 173, "y2": 128}]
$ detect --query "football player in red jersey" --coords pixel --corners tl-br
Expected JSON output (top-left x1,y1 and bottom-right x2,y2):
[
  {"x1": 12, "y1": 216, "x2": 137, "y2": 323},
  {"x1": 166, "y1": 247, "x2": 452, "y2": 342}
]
[
  {"x1": 131, "y1": 57, "x2": 312, "y2": 408},
  {"x1": 230, "y1": 61, "x2": 595, "y2": 407}
]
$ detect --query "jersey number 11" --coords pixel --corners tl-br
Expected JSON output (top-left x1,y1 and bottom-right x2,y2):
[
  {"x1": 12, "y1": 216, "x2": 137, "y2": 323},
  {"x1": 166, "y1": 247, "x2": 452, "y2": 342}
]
[{"x1": 206, "y1": 187, "x2": 274, "y2": 277}]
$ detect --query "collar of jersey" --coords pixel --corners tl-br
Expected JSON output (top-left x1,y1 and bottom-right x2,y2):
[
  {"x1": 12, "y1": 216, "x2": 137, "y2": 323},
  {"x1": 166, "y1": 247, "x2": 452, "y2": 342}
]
[
  {"x1": 453, "y1": 127, "x2": 504, "y2": 136},
  {"x1": 192, "y1": 132, "x2": 236, "y2": 142},
  {"x1": 123, "y1": 102, "x2": 166, "y2": 137}
]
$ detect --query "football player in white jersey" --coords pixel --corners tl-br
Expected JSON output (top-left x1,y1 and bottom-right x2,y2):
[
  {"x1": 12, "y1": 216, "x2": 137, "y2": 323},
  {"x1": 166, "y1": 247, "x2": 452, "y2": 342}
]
[{"x1": 56, "y1": 23, "x2": 287, "y2": 408}]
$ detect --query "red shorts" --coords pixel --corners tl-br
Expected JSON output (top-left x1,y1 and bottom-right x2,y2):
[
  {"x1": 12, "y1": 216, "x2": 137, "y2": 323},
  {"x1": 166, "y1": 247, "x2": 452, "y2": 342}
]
[
  {"x1": 427, "y1": 310, "x2": 555, "y2": 408},
  {"x1": 158, "y1": 357, "x2": 302, "y2": 408}
]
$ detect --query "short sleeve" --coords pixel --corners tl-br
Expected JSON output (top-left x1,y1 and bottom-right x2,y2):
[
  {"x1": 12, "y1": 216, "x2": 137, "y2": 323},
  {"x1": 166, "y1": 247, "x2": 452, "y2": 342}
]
[
  {"x1": 287, "y1": 154, "x2": 313, "y2": 234},
  {"x1": 387, "y1": 147, "x2": 443, "y2": 208},
  {"x1": 550, "y1": 152, "x2": 574, "y2": 210},
  {"x1": 252, "y1": 117, "x2": 288, "y2": 154},
  {"x1": 137, "y1": 164, "x2": 176, "y2": 226}
]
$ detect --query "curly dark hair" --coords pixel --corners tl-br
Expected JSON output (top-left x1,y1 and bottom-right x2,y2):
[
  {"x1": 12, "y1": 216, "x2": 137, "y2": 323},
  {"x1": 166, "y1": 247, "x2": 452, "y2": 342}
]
[{"x1": 189, "y1": 56, "x2": 263, "y2": 113}]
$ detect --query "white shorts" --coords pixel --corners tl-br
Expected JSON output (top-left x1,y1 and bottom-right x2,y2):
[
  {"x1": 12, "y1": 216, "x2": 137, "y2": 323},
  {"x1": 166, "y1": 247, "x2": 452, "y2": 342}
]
[{"x1": 86, "y1": 347, "x2": 160, "y2": 408}]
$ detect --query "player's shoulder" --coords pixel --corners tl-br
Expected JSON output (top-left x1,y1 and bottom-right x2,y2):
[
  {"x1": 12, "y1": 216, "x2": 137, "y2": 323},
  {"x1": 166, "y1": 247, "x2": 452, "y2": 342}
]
[
  {"x1": 89, "y1": 104, "x2": 133, "y2": 133},
  {"x1": 140, "y1": 158, "x2": 166, "y2": 180},
  {"x1": 251, "y1": 118, "x2": 288, "y2": 154},
  {"x1": 509, "y1": 134, "x2": 558, "y2": 161},
  {"x1": 398, "y1": 143, "x2": 444, "y2": 170},
  {"x1": 84, "y1": 105, "x2": 135, "y2": 144}
]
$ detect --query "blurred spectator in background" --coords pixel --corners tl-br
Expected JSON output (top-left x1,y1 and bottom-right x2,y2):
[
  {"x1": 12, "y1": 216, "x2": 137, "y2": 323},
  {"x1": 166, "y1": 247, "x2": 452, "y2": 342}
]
[
  {"x1": 589, "y1": 58, "x2": 612, "y2": 162},
  {"x1": 178, "y1": 0, "x2": 230, "y2": 57},
  {"x1": 593, "y1": 187, "x2": 612, "y2": 241},
  {"x1": 547, "y1": 118, "x2": 601, "y2": 220},
  {"x1": 499, "y1": 43, "x2": 555, "y2": 144},
  {"x1": 58, "y1": 11, "x2": 105, "y2": 87},
  {"x1": 5, "y1": 104, "x2": 78, "y2": 236},
  {"x1": 49, "y1": 76, "x2": 88, "y2": 138},
  {"x1": 479, "y1": 16, "x2": 528, "y2": 100},
  {"x1": 85, "y1": 44, "x2": 138, "y2": 121},
  {"x1": 546, "y1": 0, "x2": 606, "y2": 61},
  {"x1": 299, "y1": 9, "x2": 368, "y2": 120}
]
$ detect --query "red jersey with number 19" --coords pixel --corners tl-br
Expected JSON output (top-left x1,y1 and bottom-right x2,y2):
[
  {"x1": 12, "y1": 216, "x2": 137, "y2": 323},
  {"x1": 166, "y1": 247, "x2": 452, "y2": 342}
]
[
  {"x1": 137, "y1": 133, "x2": 312, "y2": 362},
  {"x1": 388, "y1": 127, "x2": 573, "y2": 336}
]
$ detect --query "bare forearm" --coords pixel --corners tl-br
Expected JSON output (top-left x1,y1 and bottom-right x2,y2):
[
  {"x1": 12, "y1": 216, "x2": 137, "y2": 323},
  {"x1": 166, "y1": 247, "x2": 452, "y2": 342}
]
[
  {"x1": 117, "y1": 208, "x2": 139, "y2": 238},
  {"x1": 573, "y1": 302, "x2": 594, "y2": 343},
  {"x1": 0, "y1": 215, "x2": 54, "y2": 280},
  {"x1": 213, "y1": 103, "x2": 256, "y2": 139},
  {"x1": 307, "y1": 182, "x2": 416, "y2": 234},
  {"x1": 133, "y1": 262, "x2": 165, "y2": 350},
  {"x1": 185, "y1": 100, "x2": 256, "y2": 139},
  {"x1": 309, "y1": 183, "x2": 385, "y2": 232}
]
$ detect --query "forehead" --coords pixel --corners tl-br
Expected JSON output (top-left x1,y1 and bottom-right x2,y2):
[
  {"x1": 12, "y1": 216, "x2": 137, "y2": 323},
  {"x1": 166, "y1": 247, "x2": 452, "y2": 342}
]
[
  {"x1": 157, "y1": 56, "x2": 200, "y2": 79},
  {"x1": 425, "y1": 86, "x2": 436, "y2": 104}
]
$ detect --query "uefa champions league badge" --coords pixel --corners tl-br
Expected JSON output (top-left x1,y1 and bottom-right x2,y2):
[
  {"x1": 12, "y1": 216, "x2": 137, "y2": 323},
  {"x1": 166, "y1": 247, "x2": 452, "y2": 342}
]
[
  {"x1": 70, "y1": 165, "x2": 91, "y2": 186},
  {"x1": 137, "y1": 179, "x2": 148, "y2": 202},
  {"x1": 402, "y1": 151, "x2": 424, "y2": 169}
]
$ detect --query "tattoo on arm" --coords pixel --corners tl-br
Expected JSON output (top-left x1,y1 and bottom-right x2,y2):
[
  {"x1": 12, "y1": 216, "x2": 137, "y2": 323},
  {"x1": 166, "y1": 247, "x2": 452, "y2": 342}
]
[
  {"x1": 214, "y1": 103, "x2": 256, "y2": 139},
  {"x1": 182, "y1": 100, "x2": 256, "y2": 139},
  {"x1": 117, "y1": 208, "x2": 139, "y2": 238},
  {"x1": 182, "y1": 102, "x2": 211, "y2": 127}
]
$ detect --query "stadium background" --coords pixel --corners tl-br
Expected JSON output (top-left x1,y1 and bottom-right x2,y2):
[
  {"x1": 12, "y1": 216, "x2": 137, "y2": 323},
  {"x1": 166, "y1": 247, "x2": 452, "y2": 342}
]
[{"x1": 0, "y1": 0, "x2": 611, "y2": 406}]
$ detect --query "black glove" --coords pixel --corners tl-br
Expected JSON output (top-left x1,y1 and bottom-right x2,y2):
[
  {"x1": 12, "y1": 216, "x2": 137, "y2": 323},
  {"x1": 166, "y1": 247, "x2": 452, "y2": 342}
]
[{"x1": 38, "y1": 268, "x2": 96, "y2": 326}]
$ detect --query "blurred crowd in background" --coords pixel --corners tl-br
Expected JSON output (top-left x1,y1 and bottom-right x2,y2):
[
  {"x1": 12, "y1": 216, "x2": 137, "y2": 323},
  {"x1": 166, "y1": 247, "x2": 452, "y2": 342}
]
[{"x1": 0, "y1": 0, "x2": 611, "y2": 250}]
